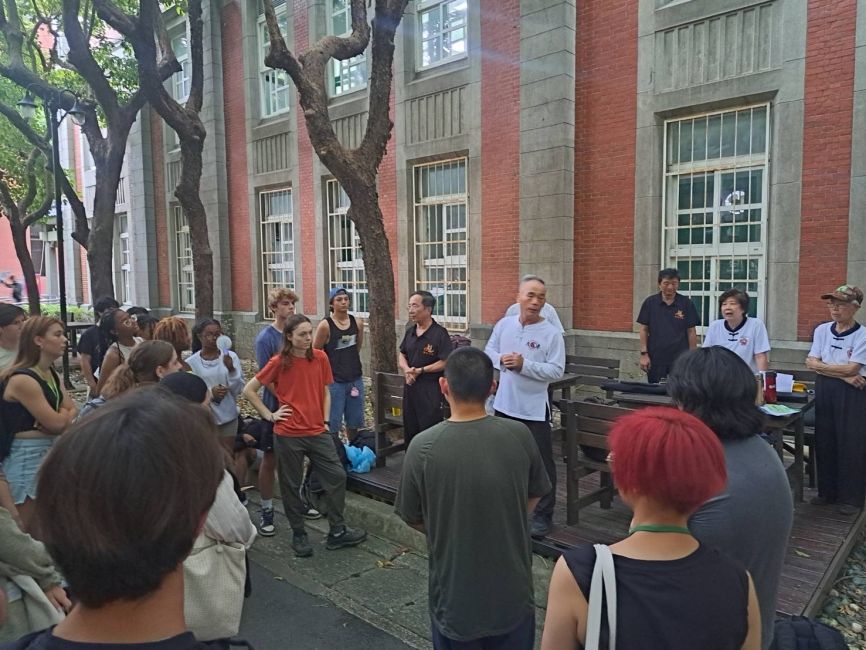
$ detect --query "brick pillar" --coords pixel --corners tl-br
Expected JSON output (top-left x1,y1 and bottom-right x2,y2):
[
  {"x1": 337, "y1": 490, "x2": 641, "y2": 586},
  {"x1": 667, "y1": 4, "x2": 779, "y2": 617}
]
[
  {"x1": 797, "y1": 0, "x2": 856, "y2": 339},
  {"x1": 574, "y1": 0, "x2": 637, "y2": 332}
]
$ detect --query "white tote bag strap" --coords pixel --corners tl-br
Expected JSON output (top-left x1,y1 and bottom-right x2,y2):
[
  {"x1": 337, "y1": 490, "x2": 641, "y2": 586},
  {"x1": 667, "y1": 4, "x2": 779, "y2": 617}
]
[{"x1": 585, "y1": 544, "x2": 617, "y2": 650}]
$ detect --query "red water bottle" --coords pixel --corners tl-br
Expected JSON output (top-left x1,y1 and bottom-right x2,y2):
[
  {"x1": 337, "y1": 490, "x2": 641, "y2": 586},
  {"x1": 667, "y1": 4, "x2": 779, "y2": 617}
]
[{"x1": 764, "y1": 371, "x2": 777, "y2": 404}]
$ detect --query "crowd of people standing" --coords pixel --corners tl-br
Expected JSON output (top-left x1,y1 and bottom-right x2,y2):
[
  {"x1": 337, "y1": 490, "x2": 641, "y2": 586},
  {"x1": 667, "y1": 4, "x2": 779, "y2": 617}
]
[{"x1": 0, "y1": 268, "x2": 861, "y2": 648}]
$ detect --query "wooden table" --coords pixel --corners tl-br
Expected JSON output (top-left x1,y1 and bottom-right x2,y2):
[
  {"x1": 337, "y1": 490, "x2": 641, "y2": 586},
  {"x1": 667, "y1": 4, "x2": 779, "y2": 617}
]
[{"x1": 611, "y1": 391, "x2": 814, "y2": 502}]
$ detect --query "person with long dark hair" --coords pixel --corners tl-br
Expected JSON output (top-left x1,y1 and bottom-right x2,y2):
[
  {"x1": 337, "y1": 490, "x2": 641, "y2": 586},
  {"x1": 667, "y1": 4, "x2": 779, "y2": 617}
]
[
  {"x1": 0, "y1": 317, "x2": 76, "y2": 531},
  {"x1": 94, "y1": 309, "x2": 142, "y2": 395},
  {"x1": 188, "y1": 319, "x2": 244, "y2": 476},
  {"x1": 668, "y1": 346, "x2": 792, "y2": 650},
  {"x1": 76, "y1": 296, "x2": 119, "y2": 396},
  {"x1": 243, "y1": 314, "x2": 366, "y2": 557},
  {"x1": 542, "y1": 407, "x2": 761, "y2": 650}
]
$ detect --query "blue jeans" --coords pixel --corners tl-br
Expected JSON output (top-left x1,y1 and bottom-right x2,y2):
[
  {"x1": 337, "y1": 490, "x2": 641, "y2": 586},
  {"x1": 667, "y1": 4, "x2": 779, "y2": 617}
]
[
  {"x1": 3, "y1": 438, "x2": 54, "y2": 504},
  {"x1": 328, "y1": 378, "x2": 365, "y2": 433}
]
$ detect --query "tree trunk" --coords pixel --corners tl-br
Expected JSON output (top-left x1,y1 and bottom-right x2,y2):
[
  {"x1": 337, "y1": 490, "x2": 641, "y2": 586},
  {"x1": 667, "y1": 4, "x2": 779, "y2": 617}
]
[
  {"x1": 346, "y1": 186, "x2": 397, "y2": 374},
  {"x1": 9, "y1": 220, "x2": 41, "y2": 315},
  {"x1": 176, "y1": 136, "x2": 212, "y2": 318},
  {"x1": 86, "y1": 141, "x2": 127, "y2": 301}
]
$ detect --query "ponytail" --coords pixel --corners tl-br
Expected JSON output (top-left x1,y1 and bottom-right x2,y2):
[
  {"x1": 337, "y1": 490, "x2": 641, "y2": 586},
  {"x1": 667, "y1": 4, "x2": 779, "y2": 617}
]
[{"x1": 102, "y1": 364, "x2": 136, "y2": 399}]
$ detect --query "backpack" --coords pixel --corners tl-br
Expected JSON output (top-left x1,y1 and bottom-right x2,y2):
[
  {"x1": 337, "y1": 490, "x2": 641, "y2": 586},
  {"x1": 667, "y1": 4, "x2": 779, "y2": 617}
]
[
  {"x1": 771, "y1": 616, "x2": 848, "y2": 650},
  {"x1": 450, "y1": 334, "x2": 472, "y2": 350}
]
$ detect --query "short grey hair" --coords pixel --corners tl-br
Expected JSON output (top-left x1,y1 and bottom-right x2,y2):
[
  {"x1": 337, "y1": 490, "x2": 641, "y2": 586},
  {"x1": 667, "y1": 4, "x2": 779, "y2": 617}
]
[{"x1": 519, "y1": 274, "x2": 546, "y2": 288}]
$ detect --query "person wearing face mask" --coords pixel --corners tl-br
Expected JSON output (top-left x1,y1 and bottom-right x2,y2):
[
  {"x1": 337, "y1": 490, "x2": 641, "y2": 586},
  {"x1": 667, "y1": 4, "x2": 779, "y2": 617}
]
[
  {"x1": 702, "y1": 289, "x2": 770, "y2": 373},
  {"x1": 636, "y1": 268, "x2": 701, "y2": 383},
  {"x1": 806, "y1": 284, "x2": 866, "y2": 516}
]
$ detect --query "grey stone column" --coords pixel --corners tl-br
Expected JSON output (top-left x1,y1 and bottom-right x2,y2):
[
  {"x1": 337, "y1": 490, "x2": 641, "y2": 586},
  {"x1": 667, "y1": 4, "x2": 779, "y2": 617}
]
[
  {"x1": 199, "y1": 0, "x2": 231, "y2": 313},
  {"x1": 519, "y1": 0, "x2": 576, "y2": 328},
  {"x1": 848, "y1": 0, "x2": 866, "y2": 283},
  {"x1": 127, "y1": 111, "x2": 161, "y2": 309}
]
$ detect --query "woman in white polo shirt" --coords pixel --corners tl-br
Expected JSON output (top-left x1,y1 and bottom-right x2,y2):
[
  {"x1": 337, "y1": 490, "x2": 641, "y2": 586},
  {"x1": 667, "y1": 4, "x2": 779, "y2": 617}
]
[
  {"x1": 806, "y1": 284, "x2": 866, "y2": 516},
  {"x1": 702, "y1": 289, "x2": 770, "y2": 373}
]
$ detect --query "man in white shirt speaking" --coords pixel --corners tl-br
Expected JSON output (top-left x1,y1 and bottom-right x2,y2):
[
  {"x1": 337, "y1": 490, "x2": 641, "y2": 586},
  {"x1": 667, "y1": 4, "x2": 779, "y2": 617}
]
[{"x1": 486, "y1": 275, "x2": 564, "y2": 539}]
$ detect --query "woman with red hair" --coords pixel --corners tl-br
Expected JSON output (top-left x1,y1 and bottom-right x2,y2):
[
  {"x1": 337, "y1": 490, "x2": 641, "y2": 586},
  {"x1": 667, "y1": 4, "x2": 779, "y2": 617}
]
[{"x1": 542, "y1": 407, "x2": 761, "y2": 650}]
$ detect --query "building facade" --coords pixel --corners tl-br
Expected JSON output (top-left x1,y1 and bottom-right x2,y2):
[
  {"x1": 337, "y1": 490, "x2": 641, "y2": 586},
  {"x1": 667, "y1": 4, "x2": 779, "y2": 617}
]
[{"x1": 19, "y1": 0, "x2": 863, "y2": 369}]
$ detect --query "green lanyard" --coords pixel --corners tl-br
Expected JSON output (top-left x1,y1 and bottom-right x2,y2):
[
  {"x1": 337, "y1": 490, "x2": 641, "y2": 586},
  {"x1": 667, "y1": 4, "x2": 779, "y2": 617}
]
[
  {"x1": 33, "y1": 367, "x2": 60, "y2": 410},
  {"x1": 628, "y1": 524, "x2": 692, "y2": 536}
]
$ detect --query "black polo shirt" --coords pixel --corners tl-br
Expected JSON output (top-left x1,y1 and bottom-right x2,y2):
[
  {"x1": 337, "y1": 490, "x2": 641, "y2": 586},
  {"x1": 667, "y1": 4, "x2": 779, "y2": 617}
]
[
  {"x1": 636, "y1": 292, "x2": 700, "y2": 365},
  {"x1": 77, "y1": 325, "x2": 107, "y2": 371},
  {"x1": 399, "y1": 318, "x2": 452, "y2": 384}
]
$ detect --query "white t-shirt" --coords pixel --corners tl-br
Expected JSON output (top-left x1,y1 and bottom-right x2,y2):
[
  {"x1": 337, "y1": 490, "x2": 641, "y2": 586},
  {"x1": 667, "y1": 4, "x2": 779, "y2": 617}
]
[
  {"x1": 702, "y1": 316, "x2": 771, "y2": 373},
  {"x1": 505, "y1": 302, "x2": 564, "y2": 334},
  {"x1": 485, "y1": 315, "x2": 565, "y2": 421},
  {"x1": 0, "y1": 345, "x2": 16, "y2": 371},
  {"x1": 808, "y1": 321, "x2": 866, "y2": 377}
]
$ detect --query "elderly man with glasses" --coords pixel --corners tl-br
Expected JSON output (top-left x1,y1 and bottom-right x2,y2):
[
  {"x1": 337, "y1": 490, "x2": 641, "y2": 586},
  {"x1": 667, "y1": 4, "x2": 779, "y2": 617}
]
[{"x1": 806, "y1": 284, "x2": 866, "y2": 516}]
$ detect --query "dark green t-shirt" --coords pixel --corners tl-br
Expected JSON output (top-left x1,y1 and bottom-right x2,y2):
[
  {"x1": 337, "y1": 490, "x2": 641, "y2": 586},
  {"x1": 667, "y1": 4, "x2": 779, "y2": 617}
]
[{"x1": 394, "y1": 415, "x2": 551, "y2": 641}]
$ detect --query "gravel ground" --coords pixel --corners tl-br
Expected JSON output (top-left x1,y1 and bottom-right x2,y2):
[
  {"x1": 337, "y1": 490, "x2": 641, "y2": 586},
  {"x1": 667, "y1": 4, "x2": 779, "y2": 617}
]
[{"x1": 71, "y1": 358, "x2": 866, "y2": 645}]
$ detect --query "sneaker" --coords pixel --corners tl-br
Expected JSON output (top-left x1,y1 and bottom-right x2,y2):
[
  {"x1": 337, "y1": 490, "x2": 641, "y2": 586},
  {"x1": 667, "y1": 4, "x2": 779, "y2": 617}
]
[
  {"x1": 530, "y1": 515, "x2": 552, "y2": 540},
  {"x1": 259, "y1": 507, "x2": 276, "y2": 537},
  {"x1": 837, "y1": 504, "x2": 860, "y2": 516},
  {"x1": 239, "y1": 492, "x2": 249, "y2": 507},
  {"x1": 303, "y1": 506, "x2": 323, "y2": 520},
  {"x1": 292, "y1": 530, "x2": 313, "y2": 557},
  {"x1": 325, "y1": 526, "x2": 367, "y2": 550}
]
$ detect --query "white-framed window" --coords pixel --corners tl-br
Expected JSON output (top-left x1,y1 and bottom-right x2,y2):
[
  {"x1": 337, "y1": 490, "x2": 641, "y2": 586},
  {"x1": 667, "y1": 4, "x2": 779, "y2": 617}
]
[
  {"x1": 329, "y1": 0, "x2": 367, "y2": 96},
  {"x1": 326, "y1": 179, "x2": 368, "y2": 316},
  {"x1": 258, "y1": 9, "x2": 291, "y2": 117},
  {"x1": 171, "y1": 33, "x2": 191, "y2": 102},
  {"x1": 114, "y1": 213, "x2": 131, "y2": 305},
  {"x1": 416, "y1": 0, "x2": 468, "y2": 70},
  {"x1": 413, "y1": 158, "x2": 468, "y2": 327},
  {"x1": 663, "y1": 104, "x2": 770, "y2": 327},
  {"x1": 172, "y1": 204, "x2": 195, "y2": 312},
  {"x1": 260, "y1": 188, "x2": 295, "y2": 311}
]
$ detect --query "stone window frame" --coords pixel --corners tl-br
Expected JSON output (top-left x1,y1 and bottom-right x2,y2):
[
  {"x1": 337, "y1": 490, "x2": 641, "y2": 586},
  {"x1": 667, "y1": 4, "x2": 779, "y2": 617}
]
[
  {"x1": 257, "y1": 7, "x2": 291, "y2": 118},
  {"x1": 114, "y1": 212, "x2": 131, "y2": 306},
  {"x1": 415, "y1": 0, "x2": 468, "y2": 72},
  {"x1": 662, "y1": 103, "x2": 771, "y2": 327},
  {"x1": 172, "y1": 204, "x2": 196, "y2": 313},
  {"x1": 328, "y1": 0, "x2": 368, "y2": 98},
  {"x1": 325, "y1": 178, "x2": 369, "y2": 318},
  {"x1": 259, "y1": 187, "x2": 296, "y2": 314},
  {"x1": 412, "y1": 156, "x2": 468, "y2": 328}
]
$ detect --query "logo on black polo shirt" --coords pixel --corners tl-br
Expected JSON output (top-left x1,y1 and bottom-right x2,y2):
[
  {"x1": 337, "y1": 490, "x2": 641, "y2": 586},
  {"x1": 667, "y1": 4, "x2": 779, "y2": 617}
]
[
  {"x1": 674, "y1": 310, "x2": 685, "y2": 319},
  {"x1": 739, "y1": 337, "x2": 749, "y2": 347},
  {"x1": 423, "y1": 344, "x2": 435, "y2": 356},
  {"x1": 527, "y1": 340, "x2": 541, "y2": 350}
]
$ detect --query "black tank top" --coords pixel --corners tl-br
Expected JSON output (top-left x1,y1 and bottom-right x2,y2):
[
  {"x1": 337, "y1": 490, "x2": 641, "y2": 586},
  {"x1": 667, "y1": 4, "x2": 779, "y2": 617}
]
[
  {"x1": 563, "y1": 543, "x2": 749, "y2": 649},
  {"x1": 324, "y1": 315, "x2": 362, "y2": 383},
  {"x1": 0, "y1": 368, "x2": 62, "y2": 435}
]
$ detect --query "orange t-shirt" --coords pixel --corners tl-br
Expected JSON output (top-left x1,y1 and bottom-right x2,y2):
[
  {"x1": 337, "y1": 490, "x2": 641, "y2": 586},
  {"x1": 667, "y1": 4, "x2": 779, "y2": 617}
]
[{"x1": 255, "y1": 349, "x2": 334, "y2": 437}]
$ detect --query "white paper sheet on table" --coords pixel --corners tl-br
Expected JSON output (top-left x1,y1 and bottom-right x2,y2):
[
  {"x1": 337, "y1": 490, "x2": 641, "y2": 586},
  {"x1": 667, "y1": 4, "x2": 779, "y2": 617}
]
[{"x1": 775, "y1": 373, "x2": 794, "y2": 393}]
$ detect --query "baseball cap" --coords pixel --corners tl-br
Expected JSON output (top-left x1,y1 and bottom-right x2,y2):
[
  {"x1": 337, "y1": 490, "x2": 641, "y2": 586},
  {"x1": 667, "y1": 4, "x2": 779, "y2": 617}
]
[
  {"x1": 820, "y1": 284, "x2": 863, "y2": 306},
  {"x1": 328, "y1": 286, "x2": 348, "y2": 303}
]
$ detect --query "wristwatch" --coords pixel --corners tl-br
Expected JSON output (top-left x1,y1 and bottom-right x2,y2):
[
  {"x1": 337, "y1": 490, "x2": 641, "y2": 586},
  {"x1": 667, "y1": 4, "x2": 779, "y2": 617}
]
[{"x1": 419, "y1": 366, "x2": 425, "y2": 375}]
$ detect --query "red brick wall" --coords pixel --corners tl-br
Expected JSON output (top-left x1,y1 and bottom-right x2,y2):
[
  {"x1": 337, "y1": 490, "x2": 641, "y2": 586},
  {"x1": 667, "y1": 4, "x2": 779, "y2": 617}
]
[
  {"x1": 293, "y1": 0, "x2": 319, "y2": 315},
  {"x1": 150, "y1": 108, "x2": 171, "y2": 307},
  {"x1": 797, "y1": 0, "x2": 856, "y2": 340},
  {"x1": 480, "y1": 0, "x2": 520, "y2": 323},
  {"x1": 221, "y1": 2, "x2": 253, "y2": 312},
  {"x1": 573, "y1": 0, "x2": 637, "y2": 331}
]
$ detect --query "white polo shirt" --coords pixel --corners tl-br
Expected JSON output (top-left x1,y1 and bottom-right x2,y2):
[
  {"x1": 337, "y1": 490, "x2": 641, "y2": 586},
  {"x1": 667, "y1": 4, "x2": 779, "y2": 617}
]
[
  {"x1": 702, "y1": 316, "x2": 771, "y2": 373},
  {"x1": 485, "y1": 315, "x2": 565, "y2": 421},
  {"x1": 808, "y1": 321, "x2": 866, "y2": 377}
]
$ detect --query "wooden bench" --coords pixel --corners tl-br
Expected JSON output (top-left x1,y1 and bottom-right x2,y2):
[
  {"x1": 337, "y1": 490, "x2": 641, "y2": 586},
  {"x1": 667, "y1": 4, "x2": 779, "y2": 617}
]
[
  {"x1": 551, "y1": 355, "x2": 621, "y2": 452},
  {"x1": 562, "y1": 400, "x2": 632, "y2": 525},
  {"x1": 774, "y1": 368, "x2": 817, "y2": 488},
  {"x1": 373, "y1": 372, "x2": 407, "y2": 468}
]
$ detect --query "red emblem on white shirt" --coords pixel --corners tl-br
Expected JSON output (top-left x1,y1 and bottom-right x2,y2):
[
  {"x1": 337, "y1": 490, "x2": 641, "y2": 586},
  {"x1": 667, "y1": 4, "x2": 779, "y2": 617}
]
[{"x1": 739, "y1": 337, "x2": 749, "y2": 346}]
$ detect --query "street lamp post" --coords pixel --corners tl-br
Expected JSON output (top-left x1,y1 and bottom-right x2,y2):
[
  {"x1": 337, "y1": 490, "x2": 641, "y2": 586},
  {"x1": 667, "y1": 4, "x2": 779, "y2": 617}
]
[{"x1": 18, "y1": 89, "x2": 86, "y2": 389}]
